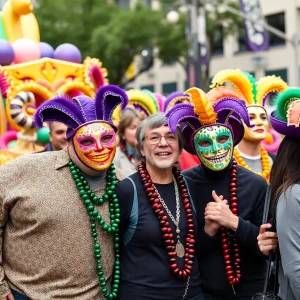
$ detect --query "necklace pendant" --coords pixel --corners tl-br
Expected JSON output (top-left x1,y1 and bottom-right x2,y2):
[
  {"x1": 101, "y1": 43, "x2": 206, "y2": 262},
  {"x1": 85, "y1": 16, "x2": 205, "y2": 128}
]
[{"x1": 176, "y1": 241, "x2": 185, "y2": 258}]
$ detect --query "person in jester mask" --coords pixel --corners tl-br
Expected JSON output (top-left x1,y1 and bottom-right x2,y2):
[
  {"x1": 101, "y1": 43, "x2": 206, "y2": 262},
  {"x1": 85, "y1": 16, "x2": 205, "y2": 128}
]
[
  {"x1": 210, "y1": 69, "x2": 288, "y2": 183},
  {"x1": 166, "y1": 87, "x2": 268, "y2": 300},
  {"x1": 0, "y1": 85, "x2": 127, "y2": 300}
]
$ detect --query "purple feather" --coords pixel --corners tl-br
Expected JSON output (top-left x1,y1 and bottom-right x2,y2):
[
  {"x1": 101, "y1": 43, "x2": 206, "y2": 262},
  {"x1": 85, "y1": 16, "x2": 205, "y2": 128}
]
[
  {"x1": 34, "y1": 97, "x2": 86, "y2": 129},
  {"x1": 166, "y1": 103, "x2": 201, "y2": 134},
  {"x1": 213, "y1": 98, "x2": 253, "y2": 128},
  {"x1": 95, "y1": 85, "x2": 128, "y2": 123},
  {"x1": 164, "y1": 92, "x2": 190, "y2": 112},
  {"x1": 71, "y1": 96, "x2": 96, "y2": 123}
]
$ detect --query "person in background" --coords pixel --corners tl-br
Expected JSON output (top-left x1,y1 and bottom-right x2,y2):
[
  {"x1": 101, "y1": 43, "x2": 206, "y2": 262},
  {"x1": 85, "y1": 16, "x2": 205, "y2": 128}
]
[
  {"x1": 47, "y1": 121, "x2": 68, "y2": 151},
  {"x1": 114, "y1": 109, "x2": 142, "y2": 176},
  {"x1": 210, "y1": 69, "x2": 287, "y2": 183},
  {"x1": 114, "y1": 89, "x2": 159, "y2": 177},
  {"x1": 258, "y1": 88, "x2": 300, "y2": 300}
]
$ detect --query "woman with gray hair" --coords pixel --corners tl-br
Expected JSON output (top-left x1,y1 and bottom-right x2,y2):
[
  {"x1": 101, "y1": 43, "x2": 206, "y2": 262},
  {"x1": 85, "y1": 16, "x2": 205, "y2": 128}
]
[{"x1": 116, "y1": 113, "x2": 204, "y2": 300}]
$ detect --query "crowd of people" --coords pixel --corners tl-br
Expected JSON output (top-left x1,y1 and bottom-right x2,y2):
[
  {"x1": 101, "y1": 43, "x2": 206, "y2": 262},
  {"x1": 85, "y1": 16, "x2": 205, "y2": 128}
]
[{"x1": 0, "y1": 71, "x2": 299, "y2": 300}]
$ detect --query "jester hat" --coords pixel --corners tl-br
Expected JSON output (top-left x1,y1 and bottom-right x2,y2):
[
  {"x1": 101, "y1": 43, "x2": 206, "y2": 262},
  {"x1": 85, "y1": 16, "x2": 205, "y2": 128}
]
[
  {"x1": 166, "y1": 87, "x2": 252, "y2": 154},
  {"x1": 153, "y1": 93, "x2": 166, "y2": 112},
  {"x1": 270, "y1": 88, "x2": 300, "y2": 138},
  {"x1": 34, "y1": 85, "x2": 128, "y2": 139},
  {"x1": 125, "y1": 89, "x2": 159, "y2": 117},
  {"x1": 164, "y1": 92, "x2": 190, "y2": 113},
  {"x1": 210, "y1": 69, "x2": 288, "y2": 109}
]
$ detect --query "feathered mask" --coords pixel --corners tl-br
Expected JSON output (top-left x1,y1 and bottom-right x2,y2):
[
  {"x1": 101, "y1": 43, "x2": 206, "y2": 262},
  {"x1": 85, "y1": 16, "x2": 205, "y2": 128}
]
[
  {"x1": 164, "y1": 91, "x2": 190, "y2": 113},
  {"x1": 34, "y1": 85, "x2": 128, "y2": 139},
  {"x1": 270, "y1": 88, "x2": 300, "y2": 138},
  {"x1": 166, "y1": 87, "x2": 252, "y2": 154},
  {"x1": 210, "y1": 69, "x2": 287, "y2": 107}
]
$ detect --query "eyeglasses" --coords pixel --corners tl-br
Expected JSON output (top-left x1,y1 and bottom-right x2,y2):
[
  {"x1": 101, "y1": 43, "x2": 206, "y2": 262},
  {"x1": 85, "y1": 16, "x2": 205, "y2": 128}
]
[{"x1": 144, "y1": 134, "x2": 177, "y2": 145}]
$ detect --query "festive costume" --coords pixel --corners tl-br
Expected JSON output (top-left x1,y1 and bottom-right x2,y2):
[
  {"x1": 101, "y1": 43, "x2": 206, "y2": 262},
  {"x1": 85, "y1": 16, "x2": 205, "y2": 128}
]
[
  {"x1": 167, "y1": 87, "x2": 268, "y2": 299},
  {"x1": 0, "y1": 85, "x2": 127, "y2": 299},
  {"x1": 269, "y1": 88, "x2": 300, "y2": 300},
  {"x1": 114, "y1": 89, "x2": 159, "y2": 177},
  {"x1": 210, "y1": 69, "x2": 287, "y2": 182}
]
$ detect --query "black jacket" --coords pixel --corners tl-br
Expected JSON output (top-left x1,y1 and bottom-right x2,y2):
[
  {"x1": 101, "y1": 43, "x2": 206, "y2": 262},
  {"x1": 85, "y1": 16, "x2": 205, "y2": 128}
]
[{"x1": 183, "y1": 163, "x2": 268, "y2": 298}]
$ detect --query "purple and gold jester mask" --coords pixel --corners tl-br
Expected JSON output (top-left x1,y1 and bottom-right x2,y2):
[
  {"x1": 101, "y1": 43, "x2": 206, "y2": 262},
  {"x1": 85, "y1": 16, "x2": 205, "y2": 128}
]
[{"x1": 34, "y1": 85, "x2": 128, "y2": 171}]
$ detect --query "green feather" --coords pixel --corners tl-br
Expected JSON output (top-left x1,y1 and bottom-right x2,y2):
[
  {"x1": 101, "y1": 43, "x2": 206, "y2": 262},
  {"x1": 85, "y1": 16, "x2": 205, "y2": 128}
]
[
  {"x1": 242, "y1": 72, "x2": 257, "y2": 103},
  {"x1": 275, "y1": 88, "x2": 300, "y2": 121},
  {"x1": 142, "y1": 89, "x2": 159, "y2": 111}
]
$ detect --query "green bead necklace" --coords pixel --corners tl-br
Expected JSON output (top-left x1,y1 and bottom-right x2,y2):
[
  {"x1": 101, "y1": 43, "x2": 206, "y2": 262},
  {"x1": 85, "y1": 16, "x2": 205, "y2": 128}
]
[{"x1": 69, "y1": 161, "x2": 120, "y2": 300}]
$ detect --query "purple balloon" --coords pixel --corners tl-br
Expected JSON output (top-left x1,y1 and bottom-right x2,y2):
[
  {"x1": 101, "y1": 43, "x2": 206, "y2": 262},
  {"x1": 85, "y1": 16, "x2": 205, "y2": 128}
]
[
  {"x1": 39, "y1": 42, "x2": 54, "y2": 58},
  {"x1": 54, "y1": 43, "x2": 82, "y2": 63},
  {"x1": 0, "y1": 40, "x2": 14, "y2": 65}
]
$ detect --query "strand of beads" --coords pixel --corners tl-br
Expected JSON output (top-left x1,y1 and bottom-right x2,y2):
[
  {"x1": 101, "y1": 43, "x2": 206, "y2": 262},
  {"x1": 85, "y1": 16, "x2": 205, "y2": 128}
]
[
  {"x1": 119, "y1": 141, "x2": 134, "y2": 163},
  {"x1": 233, "y1": 147, "x2": 271, "y2": 183},
  {"x1": 220, "y1": 159, "x2": 241, "y2": 286},
  {"x1": 69, "y1": 161, "x2": 120, "y2": 300},
  {"x1": 137, "y1": 162, "x2": 195, "y2": 279}
]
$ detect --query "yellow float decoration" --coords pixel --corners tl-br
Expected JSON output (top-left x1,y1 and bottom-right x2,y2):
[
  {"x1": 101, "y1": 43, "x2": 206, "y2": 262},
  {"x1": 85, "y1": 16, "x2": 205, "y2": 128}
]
[
  {"x1": 2, "y1": 0, "x2": 40, "y2": 42},
  {"x1": 0, "y1": 1, "x2": 109, "y2": 164}
]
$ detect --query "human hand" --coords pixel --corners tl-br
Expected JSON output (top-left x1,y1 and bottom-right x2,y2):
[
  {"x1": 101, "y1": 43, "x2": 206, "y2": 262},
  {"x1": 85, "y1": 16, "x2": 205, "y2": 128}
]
[
  {"x1": 0, "y1": 293, "x2": 14, "y2": 300},
  {"x1": 204, "y1": 194, "x2": 224, "y2": 237},
  {"x1": 257, "y1": 224, "x2": 278, "y2": 256},
  {"x1": 204, "y1": 190, "x2": 239, "y2": 231}
]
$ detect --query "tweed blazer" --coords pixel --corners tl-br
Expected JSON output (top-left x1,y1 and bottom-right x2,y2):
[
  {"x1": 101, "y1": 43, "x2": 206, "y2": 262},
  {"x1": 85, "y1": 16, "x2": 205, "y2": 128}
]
[{"x1": 0, "y1": 148, "x2": 124, "y2": 300}]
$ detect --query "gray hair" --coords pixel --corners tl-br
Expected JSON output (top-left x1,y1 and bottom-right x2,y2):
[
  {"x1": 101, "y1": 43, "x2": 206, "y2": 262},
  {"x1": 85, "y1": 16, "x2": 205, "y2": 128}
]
[{"x1": 135, "y1": 112, "x2": 183, "y2": 162}]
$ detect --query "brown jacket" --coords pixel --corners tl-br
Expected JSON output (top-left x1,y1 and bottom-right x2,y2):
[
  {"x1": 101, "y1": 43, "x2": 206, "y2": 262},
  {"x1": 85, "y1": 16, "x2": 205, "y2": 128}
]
[{"x1": 0, "y1": 148, "x2": 123, "y2": 300}]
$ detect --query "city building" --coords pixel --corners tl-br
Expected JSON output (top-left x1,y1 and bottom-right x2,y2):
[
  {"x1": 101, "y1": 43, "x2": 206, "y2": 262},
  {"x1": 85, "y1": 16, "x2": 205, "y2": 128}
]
[{"x1": 129, "y1": 0, "x2": 300, "y2": 93}]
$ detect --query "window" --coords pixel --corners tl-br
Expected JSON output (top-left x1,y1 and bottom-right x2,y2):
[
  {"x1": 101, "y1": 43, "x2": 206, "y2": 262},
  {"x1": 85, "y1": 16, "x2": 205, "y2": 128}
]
[
  {"x1": 141, "y1": 85, "x2": 154, "y2": 92},
  {"x1": 211, "y1": 27, "x2": 224, "y2": 55},
  {"x1": 238, "y1": 27, "x2": 248, "y2": 52},
  {"x1": 162, "y1": 82, "x2": 177, "y2": 95},
  {"x1": 265, "y1": 69, "x2": 287, "y2": 83},
  {"x1": 115, "y1": 0, "x2": 130, "y2": 9},
  {"x1": 266, "y1": 13, "x2": 285, "y2": 47}
]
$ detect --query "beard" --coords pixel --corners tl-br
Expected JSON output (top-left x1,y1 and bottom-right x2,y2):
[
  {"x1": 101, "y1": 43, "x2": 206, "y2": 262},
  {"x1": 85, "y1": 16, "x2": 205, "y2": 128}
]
[{"x1": 151, "y1": 156, "x2": 178, "y2": 169}]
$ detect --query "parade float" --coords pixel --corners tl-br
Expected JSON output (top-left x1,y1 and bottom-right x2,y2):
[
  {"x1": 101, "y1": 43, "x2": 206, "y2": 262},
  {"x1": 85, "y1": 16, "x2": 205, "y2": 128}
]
[{"x1": 0, "y1": 0, "x2": 108, "y2": 164}]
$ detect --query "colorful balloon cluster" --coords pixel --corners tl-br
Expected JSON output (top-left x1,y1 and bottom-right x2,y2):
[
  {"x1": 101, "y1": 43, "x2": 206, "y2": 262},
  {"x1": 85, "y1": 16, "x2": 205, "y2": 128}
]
[{"x1": 0, "y1": 39, "x2": 82, "y2": 65}]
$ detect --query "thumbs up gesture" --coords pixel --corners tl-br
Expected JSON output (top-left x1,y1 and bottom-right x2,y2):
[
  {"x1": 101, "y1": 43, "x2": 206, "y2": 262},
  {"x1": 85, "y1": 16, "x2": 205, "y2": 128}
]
[{"x1": 204, "y1": 190, "x2": 239, "y2": 232}]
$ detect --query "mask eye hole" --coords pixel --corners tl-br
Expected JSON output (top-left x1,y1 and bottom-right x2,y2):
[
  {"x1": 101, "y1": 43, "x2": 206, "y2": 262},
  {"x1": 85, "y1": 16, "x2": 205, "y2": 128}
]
[
  {"x1": 79, "y1": 139, "x2": 95, "y2": 146},
  {"x1": 101, "y1": 135, "x2": 113, "y2": 143},
  {"x1": 217, "y1": 135, "x2": 229, "y2": 144},
  {"x1": 199, "y1": 140, "x2": 211, "y2": 147}
]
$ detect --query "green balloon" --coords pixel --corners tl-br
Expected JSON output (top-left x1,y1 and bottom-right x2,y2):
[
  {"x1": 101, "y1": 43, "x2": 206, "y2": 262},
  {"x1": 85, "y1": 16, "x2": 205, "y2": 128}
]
[
  {"x1": 37, "y1": 127, "x2": 50, "y2": 145},
  {"x1": 0, "y1": 12, "x2": 8, "y2": 41},
  {"x1": 7, "y1": 140, "x2": 16, "y2": 149}
]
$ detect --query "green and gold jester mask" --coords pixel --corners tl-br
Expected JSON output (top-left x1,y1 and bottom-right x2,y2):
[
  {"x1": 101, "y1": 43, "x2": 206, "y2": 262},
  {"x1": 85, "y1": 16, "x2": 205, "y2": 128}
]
[{"x1": 194, "y1": 125, "x2": 233, "y2": 171}]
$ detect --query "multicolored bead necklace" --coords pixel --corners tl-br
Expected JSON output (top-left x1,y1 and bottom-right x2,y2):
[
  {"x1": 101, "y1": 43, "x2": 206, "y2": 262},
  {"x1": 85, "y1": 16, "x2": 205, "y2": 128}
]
[
  {"x1": 220, "y1": 159, "x2": 241, "y2": 289},
  {"x1": 137, "y1": 162, "x2": 195, "y2": 279},
  {"x1": 69, "y1": 161, "x2": 120, "y2": 300}
]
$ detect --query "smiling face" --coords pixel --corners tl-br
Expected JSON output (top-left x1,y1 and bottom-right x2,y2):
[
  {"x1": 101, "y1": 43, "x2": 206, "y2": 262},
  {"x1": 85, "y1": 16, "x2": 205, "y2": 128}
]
[
  {"x1": 141, "y1": 125, "x2": 180, "y2": 170},
  {"x1": 194, "y1": 125, "x2": 233, "y2": 171},
  {"x1": 244, "y1": 106, "x2": 269, "y2": 142},
  {"x1": 72, "y1": 122, "x2": 117, "y2": 171}
]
